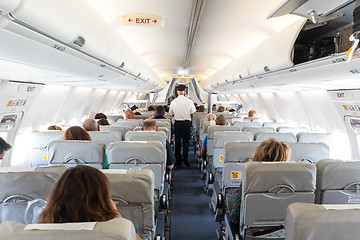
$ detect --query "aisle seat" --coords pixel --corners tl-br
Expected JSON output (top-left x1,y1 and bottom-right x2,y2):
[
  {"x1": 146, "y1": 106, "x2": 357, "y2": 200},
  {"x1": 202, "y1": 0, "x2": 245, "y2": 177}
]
[
  {"x1": 0, "y1": 218, "x2": 136, "y2": 240},
  {"x1": 233, "y1": 121, "x2": 261, "y2": 130},
  {"x1": 125, "y1": 131, "x2": 166, "y2": 148},
  {"x1": 286, "y1": 203, "x2": 360, "y2": 240},
  {"x1": 316, "y1": 159, "x2": 360, "y2": 204},
  {"x1": 88, "y1": 131, "x2": 122, "y2": 148},
  {"x1": 100, "y1": 125, "x2": 131, "y2": 140},
  {"x1": 114, "y1": 119, "x2": 143, "y2": 129},
  {"x1": 48, "y1": 140, "x2": 105, "y2": 169},
  {"x1": 254, "y1": 132, "x2": 296, "y2": 142},
  {"x1": 242, "y1": 127, "x2": 275, "y2": 137}
]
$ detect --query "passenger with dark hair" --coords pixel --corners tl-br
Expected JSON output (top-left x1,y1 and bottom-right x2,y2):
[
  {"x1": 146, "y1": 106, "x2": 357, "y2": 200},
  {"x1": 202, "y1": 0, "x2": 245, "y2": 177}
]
[
  {"x1": 228, "y1": 138, "x2": 290, "y2": 236},
  {"x1": 97, "y1": 118, "x2": 110, "y2": 126},
  {"x1": 130, "y1": 105, "x2": 138, "y2": 111},
  {"x1": 47, "y1": 125, "x2": 62, "y2": 130},
  {"x1": 147, "y1": 105, "x2": 155, "y2": 111},
  {"x1": 83, "y1": 118, "x2": 100, "y2": 131},
  {"x1": 62, "y1": 126, "x2": 91, "y2": 141},
  {"x1": 217, "y1": 105, "x2": 225, "y2": 112},
  {"x1": 0, "y1": 137, "x2": 11, "y2": 160},
  {"x1": 94, "y1": 113, "x2": 107, "y2": 120},
  {"x1": 38, "y1": 165, "x2": 142, "y2": 240},
  {"x1": 198, "y1": 105, "x2": 205, "y2": 112},
  {"x1": 164, "y1": 105, "x2": 169, "y2": 113},
  {"x1": 212, "y1": 104, "x2": 217, "y2": 112},
  {"x1": 142, "y1": 119, "x2": 174, "y2": 170},
  {"x1": 134, "y1": 112, "x2": 142, "y2": 115},
  {"x1": 154, "y1": 105, "x2": 166, "y2": 119}
]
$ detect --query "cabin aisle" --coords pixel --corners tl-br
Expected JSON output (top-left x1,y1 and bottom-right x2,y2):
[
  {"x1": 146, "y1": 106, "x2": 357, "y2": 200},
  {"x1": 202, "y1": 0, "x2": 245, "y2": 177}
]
[{"x1": 170, "y1": 147, "x2": 219, "y2": 240}]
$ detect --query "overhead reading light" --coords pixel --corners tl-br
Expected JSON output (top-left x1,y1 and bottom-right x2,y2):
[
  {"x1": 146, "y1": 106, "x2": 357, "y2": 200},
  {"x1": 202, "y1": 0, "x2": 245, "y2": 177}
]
[
  {"x1": 119, "y1": 62, "x2": 125, "y2": 68},
  {"x1": 264, "y1": 66, "x2": 270, "y2": 72},
  {"x1": 349, "y1": 69, "x2": 360, "y2": 74},
  {"x1": 53, "y1": 44, "x2": 66, "y2": 52},
  {"x1": 72, "y1": 36, "x2": 85, "y2": 48}
]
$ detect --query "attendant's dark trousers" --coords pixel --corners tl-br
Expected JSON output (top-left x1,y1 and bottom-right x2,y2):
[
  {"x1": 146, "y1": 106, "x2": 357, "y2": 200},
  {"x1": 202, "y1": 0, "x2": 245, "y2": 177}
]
[{"x1": 174, "y1": 120, "x2": 191, "y2": 164}]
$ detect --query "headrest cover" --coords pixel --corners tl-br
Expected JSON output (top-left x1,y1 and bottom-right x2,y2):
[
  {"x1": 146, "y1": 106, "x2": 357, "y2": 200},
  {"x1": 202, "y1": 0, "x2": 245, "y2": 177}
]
[
  {"x1": 233, "y1": 121, "x2": 261, "y2": 130},
  {"x1": 255, "y1": 132, "x2": 296, "y2": 142},
  {"x1": 224, "y1": 142, "x2": 261, "y2": 163},
  {"x1": 214, "y1": 131, "x2": 252, "y2": 148},
  {"x1": 243, "y1": 162, "x2": 316, "y2": 194},
  {"x1": 316, "y1": 159, "x2": 360, "y2": 190},
  {"x1": 48, "y1": 140, "x2": 105, "y2": 164},
  {"x1": 88, "y1": 131, "x2": 122, "y2": 147},
  {"x1": 125, "y1": 131, "x2": 166, "y2": 146},
  {"x1": 289, "y1": 142, "x2": 329, "y2": 163},
  {"x1": 107, "y1": 141, "x2": 165, "y2": 165},
  {"x1": 207, "y1": 126, "x2": 239, "y2": 139}
]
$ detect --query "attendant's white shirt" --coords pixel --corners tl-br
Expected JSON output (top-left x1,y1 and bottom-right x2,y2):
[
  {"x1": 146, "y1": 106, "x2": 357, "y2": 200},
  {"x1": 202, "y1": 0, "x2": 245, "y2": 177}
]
[{"x1": 169, "y1": 95, "x2": 196, "y2": 121}]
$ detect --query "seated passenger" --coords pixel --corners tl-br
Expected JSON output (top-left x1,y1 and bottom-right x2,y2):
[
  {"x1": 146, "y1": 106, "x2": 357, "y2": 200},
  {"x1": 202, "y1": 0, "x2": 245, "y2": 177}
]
[
  {"x1": 154, "y1": 105, "x2": 166, "y2": 119},
  {"x1": 83, "y1": 118, "x2": 100, "y2": 131},
  {"x1": 47, "y1": 125, "x2": 62, "y2": 130},
  {"x1": 198, "y1": 105, "x2": 205, "y2": 112},
  {"x1": 147, "y1": 105, "x2": 155, "y2": 111},
  {"x1": 97, "y1": 118, "x2": 110, "y2": 126},
  {"x1": 94, "y1": 112, "x2": 107, "y2": 120},
  {"x1": 134, "y1": 112, "x2": 142, "y2": 115},
  {"x1": 0, "y1": 137, "x2": 11, "y2": 160},
  {"x1": 248, "y1": 109, "x2": 257, "y2": 117},
  {"x1": 200, "y1": 114, "x2": 227, "y2": 157},
  {"x1": 62, "y1": 126, "x2": 91, "y2": 140},
  {"x1": 38, "y1": 165, "x2": 142, "y2": 240},
  {"x1": 124, "y1": 109, "x2": 135, "y2": 119},
  {"x1": 142, "y1": 119, "x2": 174, "y2": 170},
  {"x1": 212, "y1": 104, "x2": 217, "y2": 112},
  {"x1": 228, "y1": 138, "x2": 290, "y2": 237},
  {"x1": 205, "y1": 113, "x2": 216, "y2": 123},
  {"x1": 217, "y1": 105, "x2": 225, "y2": 112}
]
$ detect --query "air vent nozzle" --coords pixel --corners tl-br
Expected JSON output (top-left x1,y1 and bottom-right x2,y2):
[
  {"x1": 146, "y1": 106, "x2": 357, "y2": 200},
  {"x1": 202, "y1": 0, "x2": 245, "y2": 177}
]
[{"x1": 72, "y1": 36, "x2": 85, "y2": 47}]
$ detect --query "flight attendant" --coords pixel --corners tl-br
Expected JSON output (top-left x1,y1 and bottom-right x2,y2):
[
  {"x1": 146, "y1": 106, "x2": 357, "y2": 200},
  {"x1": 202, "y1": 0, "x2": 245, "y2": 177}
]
[{"x1": 169, "y1": 85, "x2": 196, "y2": 167}]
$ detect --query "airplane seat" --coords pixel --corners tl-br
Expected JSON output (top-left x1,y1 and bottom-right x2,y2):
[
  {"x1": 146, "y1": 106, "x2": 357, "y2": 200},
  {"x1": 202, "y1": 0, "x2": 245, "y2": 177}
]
[
  {"x1": 134, "y1": 115, "x2": 150, "y2": 120},
  {"x1": 254, "y1": 132, "x2": 296, "y2": 142},
  {"x1": 125, "y1": 131, "x2": 166, "y2": 148},
  {"x1": 231, "y1": 118, "x2": 243, "y2": 125},
  {"x1": 114, "y1": 119, "x2": 143, "y2": 130},
  {"x1": 47, "y1": 140, "x2": 105, "y2": 169},
  {"x1": 106, "y1": 141, "x2": 166, "y2": 203},
  {"x1": 233, "y1": 121, "x2": 261, "y2": 130},
  {"x1": 242, "y1": 127, "x2": 275, "y2": 136},
  {"x1": 243, "y1": 117, "x2": 260, "y2": 122},
  {"x1": 262, "y1": 122, "x2": 289, "y2": 129},
  {"x1": 107, "y1": 114, "x2": 124, "y2": 123},
  {"x1": 103, "y1": 169, "x2": 155, "y2": 240},
  {"x1": 206, "y1": 126, "x2": 240, "y2": 157},
  {"x1": 285, "y1": 203, "x2": 360, "y2": 240},
  {"x1": 277, "y1": 127, "x2": 309, "y2": 135},
  {"x1": 133, "y1": 126, "x2": 170, "y2": 142},
  {"x1": 0, "y1": 171, "x2": 58, "y2": 224},
  {"x1": 100, "y1": 125, "x2": 131, "y2": 140},
  {"x1": 0, "y1": 218, "x2": 136, "y2": 240},
  {"x1": 27, "y1": 131, "x2": 65, "y2": 167},
  {"x1": 296, "y1": 133, "x2": 335, "y2": 156},
  {"x1": 87, "y1": 131, "x2": 122, "y2": 148},
  {"x1": 240, "y1": 162, "x2": 316, "y2": 238},
  {"x1": 288, "y1": 142, "x2": 329, "y2": 164},
  {"x1": 316, "y1": 159, "x2": 360, "y2": 204}
]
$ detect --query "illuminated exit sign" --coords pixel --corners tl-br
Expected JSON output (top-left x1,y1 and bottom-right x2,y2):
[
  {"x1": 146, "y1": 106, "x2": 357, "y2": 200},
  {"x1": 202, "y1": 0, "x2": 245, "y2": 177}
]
[{"x1": 122, "y1": 14, "x2": 162, "y2": 26}]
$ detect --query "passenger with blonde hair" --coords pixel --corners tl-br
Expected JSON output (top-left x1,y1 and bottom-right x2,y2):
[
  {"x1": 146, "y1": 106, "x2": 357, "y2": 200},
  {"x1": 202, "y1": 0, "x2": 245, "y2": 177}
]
[
  {"x1": 228, "y1": 138, "x2": 291, "y2": 233},
  {"x1": 204, "y1": 113, "x2": 216, "y2": 122},
  {"x1": 38, "y1": 165, "x2": 142, "y2": 240}
]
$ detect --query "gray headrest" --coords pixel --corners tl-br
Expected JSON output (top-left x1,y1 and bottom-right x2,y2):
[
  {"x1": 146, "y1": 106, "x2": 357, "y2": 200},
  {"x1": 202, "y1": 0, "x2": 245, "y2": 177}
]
[
  {"x1": 243, "y1": 117, "x2": 260, "y2": 122},
  {"x1": 233, "y1": 121, "x2": 261, "y2": 129},
  {"x1": 243, "y1": 127, "x2": 275, "y2": 136},
  {"x1": 114, "y1": 119, "x2": 143, "y2": 129},
  {"x1": 0, "y1": 172, "x2": 58, "y2": 201},
  {"x1": 34, "y1": 165, "x2": 67, "y2": 176},
  {"x1": 286, "y1": 203, "x2": 360, "y2": 240},
  {"x1": 107, "y1": 141, "x2": 165, "y2": 165},
  {"x1": 125, "y1": 131, "x2": 166, "y2": 147},
  {"x1": 224, "y1": 142, "x2": 261, "y2": 163},
  {"x1": 262, "y1": 122, "x2": 288, "y2": 129},
  {"x1": 243, "y1": 162, "x2": 316, "y2": 194},
  {"x1": 207, "y1": 126, "x2": 239, "y2": 139},
  {"x1": 316, "y1": 159, "x2": 360, "y2": 191},
  {"x1": 202, "y1": 121, "x2": 210, "y2": 134},
  {"x1": 30, "y1": 131, "x2": 64, "y2": 149},
  {"x1": 296, "y1": 133, "x2": 334, "y2": 145},
  {"x1": 88, "y1": 131, "x2": 122, "y2": 147},
  {"x1": 254, "y1": 132, "x2": 296, "y2": 142},
  {"x1": 277, "y1": 127, "x2": 309, "y2": 134},
  {"x1": 289, "y1": 142, "x2": 329, "y2": 163},
  {"x1": 214, "y1": 131, "x2": 253, "y2": 148},
  {"x1": 48, "y1": 140, "x2": 105, "y2": 165},
  {"x1": 100, "y1": 126, "x2": 131, "y2": 140},
  {"x1": 0, "y1": 218, "x2": 136, "y2": 240}
]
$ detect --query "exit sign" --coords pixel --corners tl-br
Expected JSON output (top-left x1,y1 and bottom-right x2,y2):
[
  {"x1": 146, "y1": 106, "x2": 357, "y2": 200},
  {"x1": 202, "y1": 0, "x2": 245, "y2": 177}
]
[{"x1": 122, "y1": 14, "x2": 162, "y2": 26}]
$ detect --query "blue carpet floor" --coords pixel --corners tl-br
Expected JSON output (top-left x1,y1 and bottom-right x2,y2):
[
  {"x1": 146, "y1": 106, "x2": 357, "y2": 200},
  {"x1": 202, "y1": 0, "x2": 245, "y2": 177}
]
[{"x1": 170, "y1": 148, "x2": 219, "y2": 240}]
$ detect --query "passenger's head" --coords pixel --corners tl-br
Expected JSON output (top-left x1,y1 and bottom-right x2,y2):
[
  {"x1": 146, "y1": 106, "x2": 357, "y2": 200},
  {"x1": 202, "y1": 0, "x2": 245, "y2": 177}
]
[
  {"x1": 142, "y1": 118, "x2": 158, "y2": 131},
  {"x1": 253, "y1": 138, "x2": 291, "y2": 162},
  {"x1": 134, "y1": 111, "x2": 142, "y2": 115},
  {"x1": 97, "y1": 118, "x2": 110, "y2": 126},
  {"x1": 94, "y1": 113, "x2": 107, "y2": 120},
  {"x1": 198, "y1": 105, "x2": 205, "y2": 112},
  {"x1": 176, "y1": 84, "x2": 186, "y2": 96},
  {"x1": 212, "y1": 104, "x2": 217, "y2": 111},
  {"x1": 217, "y1": 106, "x2": 225, "y2": 112},
  {"x1": 248, "y1": 110, "x2": 257, "y2": 117},
  {"x1": 62, "y1": 126, "x2": 91, "y2": 140},
  {"x1": 205, "y1": 113, "x2": 216, "y2": 122},
  {"x1": 83, "y1": 118, "x2": 99, "y2": 131},
  {"x1": 38, "y1": 165, "x2": 119, "y2": 223},
  {"x1": 215, "y1": 114, "x2": 227, "y2": 126},
  {"x1": 124, "y1": 109, "x2": 135, "y2": 119},
  {"x1": 155, "y1": 105, "x2": 165, "y2": 116},
  {"x1": 47, "y1": 125, "x2": 62, "y2": 131},
  {"x1": 0, "y1": 138, "x2": 11, "y2": 160},
  {"x1": 147, "y1": 105, "x2": 155, "y2": 111}
]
